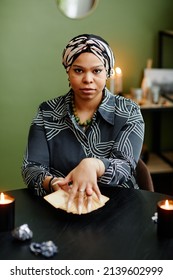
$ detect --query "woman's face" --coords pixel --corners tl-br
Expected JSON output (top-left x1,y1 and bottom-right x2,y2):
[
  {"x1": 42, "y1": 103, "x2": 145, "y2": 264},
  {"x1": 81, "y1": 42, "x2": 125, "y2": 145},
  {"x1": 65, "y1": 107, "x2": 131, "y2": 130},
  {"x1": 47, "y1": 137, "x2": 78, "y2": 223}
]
[{"x1": 68, "y1": 52, "x2": 107, "y2": 102}]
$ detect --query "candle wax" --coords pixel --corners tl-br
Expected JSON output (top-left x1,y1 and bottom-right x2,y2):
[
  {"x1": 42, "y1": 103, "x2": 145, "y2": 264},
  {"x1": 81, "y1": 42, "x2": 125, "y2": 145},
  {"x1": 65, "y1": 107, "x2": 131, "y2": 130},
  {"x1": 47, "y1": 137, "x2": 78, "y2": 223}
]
[
  {"x1": 109, "y1": 74, "x2": 115, "y2": 93},
  {"x1": 160, "y1": 203, "x2": 173, "y2": 210},
  {"x1": 0, "y1": 193, "x2": 14, "y2": 205},
  {"x1": 115, "y1": 67, "x2": 122, "y2": 94},
  {"x1": 0, "y1": 199, "x2": 12, "y2": 205},
  {"x1": 159, "y1": 199, "x2": 173, "y2": 210}
]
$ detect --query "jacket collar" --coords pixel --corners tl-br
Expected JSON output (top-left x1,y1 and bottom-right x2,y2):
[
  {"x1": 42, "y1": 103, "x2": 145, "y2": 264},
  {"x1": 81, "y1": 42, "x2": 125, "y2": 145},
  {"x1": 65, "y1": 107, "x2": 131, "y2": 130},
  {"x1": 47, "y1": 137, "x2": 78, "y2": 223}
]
[
  {"x1": 98, "y1": 88, "x2": 115, "y2": 125},
  {"x1": 63, "y1": 88, "x2": 115, "y2": 125}
]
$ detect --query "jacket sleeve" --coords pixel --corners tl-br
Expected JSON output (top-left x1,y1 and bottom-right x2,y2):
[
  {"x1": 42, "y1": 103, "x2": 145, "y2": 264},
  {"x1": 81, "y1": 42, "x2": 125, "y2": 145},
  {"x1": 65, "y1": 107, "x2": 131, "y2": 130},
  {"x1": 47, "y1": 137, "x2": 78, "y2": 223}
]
[
  {"x1": 21, "y1": 106, "x2": 52, "y2": 196},
  {"x1": 98, "y1": 102, "x2": 144, "y2": 186}
]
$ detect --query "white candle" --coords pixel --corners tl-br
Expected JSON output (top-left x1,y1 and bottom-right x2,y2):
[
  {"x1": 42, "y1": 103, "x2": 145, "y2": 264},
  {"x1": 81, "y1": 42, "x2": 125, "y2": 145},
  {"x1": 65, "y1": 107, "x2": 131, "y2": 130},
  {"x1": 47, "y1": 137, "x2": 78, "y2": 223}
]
[
  {"x1": 109, "y1": 70, "x2": 115, "y2": 94},
  {"x1": 115, "y1": 67, "x2": 123, "y2": 94}
]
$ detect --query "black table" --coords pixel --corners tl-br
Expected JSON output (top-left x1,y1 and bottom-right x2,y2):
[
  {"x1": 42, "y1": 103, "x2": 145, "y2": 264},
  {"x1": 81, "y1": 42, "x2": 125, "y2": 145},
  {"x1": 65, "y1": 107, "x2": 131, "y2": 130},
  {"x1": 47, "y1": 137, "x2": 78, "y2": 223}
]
[{"x1": 0, "y1": 186, "x2": 173, "y2": 260}]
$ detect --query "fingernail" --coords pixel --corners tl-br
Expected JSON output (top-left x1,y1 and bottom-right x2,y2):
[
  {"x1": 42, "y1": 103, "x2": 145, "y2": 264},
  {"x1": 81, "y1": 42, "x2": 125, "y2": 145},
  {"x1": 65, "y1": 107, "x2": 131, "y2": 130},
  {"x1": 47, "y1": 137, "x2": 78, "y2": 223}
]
[
  {"x1": 67, "y1": 201, "x2": 72, "y2": 212},
  {"x1": 87, "y1": 203, "x2": 92, "y2": 213},
  {"x1": 78, "y1": 205, "x2": 82, "y2": 215}
]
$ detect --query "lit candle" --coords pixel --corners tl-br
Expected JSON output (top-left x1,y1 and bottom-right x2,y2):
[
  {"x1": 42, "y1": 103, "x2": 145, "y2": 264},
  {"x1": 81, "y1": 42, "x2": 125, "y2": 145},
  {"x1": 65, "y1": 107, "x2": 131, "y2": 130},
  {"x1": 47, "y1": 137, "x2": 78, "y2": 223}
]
[
  {"x1": 0, "y1": 192, "x2": 15, "y2": 232},
  {"x1": 157, "y1": 199, "x2": 173, "y2": 238},
  {"x1": 109, "y1": 69, "x2": 115, "y2": 94},
  {"x1": 159, "y1": 199, "x2": 173, "y2": 210},
  {"x1": 115, "y1": 67, "x2": 123, "y2": 94}
]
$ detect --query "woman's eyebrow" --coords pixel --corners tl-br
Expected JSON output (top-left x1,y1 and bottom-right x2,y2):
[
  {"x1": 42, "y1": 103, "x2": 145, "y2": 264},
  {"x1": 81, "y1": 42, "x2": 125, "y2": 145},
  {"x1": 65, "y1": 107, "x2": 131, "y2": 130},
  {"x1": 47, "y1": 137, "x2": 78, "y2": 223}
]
[{"x1": 72, "y1": 64, "x2": 104, "y2": 68}]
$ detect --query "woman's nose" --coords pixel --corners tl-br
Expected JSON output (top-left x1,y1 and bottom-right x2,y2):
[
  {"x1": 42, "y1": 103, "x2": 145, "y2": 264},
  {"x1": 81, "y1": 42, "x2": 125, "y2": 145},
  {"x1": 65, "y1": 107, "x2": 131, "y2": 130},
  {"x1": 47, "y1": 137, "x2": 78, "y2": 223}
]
[{"x1": 82, "y1": 72, "x2": 93, "y2": 83}]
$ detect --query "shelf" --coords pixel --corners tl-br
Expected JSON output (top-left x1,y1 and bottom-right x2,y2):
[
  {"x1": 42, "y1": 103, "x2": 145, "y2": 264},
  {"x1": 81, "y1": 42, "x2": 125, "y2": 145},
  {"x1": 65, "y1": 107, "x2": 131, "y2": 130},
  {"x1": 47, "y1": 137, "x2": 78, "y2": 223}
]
[
  {"x1": 140, "y1": 97, "x2": 173, "y2": 111},
  {"x1": 161, "y1": 151, "x2": 173, "y2": 166},
  {"x1": 123, "y1": 94, "x2": 173, "y2": 111},
  {"x1": 146, "y1": 153, "x2": 173, "y2": 174}
]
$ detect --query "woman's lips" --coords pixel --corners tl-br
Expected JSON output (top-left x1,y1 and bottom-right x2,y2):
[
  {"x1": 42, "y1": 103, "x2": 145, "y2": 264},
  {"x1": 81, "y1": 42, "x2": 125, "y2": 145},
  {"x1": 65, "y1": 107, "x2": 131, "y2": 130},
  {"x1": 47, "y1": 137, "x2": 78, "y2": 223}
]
[{"x1": 80, "y1": 88, "x2": 95, "y2": 93}]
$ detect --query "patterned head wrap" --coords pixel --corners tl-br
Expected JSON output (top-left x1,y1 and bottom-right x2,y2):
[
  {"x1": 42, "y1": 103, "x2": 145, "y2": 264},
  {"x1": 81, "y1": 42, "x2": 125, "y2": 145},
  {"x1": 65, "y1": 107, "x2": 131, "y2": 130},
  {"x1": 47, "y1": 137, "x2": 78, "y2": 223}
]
[{"x1": 62, "y1": 34, "x2": 115, "y2": 77}]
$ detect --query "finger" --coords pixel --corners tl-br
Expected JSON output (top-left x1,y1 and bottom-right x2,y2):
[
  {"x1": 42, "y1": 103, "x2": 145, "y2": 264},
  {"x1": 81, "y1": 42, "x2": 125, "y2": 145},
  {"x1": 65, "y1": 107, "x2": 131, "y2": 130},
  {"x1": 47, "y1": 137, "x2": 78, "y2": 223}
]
[
  {"x1": 86, "y1": 184, "x2": 102, "y2": 201},
  {"x1": 67, "y1": 186, "x2": 78, "y2": 212},
  {"x1": 77, "y1": 190, "x2": 85, "y2": 215},
  {"x1": 66, "y1": 182, "x2": 73, "y2": 192},
  {"x1": 93, "y1": 185, "x2": 102, "y2": 201},
  {"x1": 54, "y1": 178, "x2": 69, "y2": 186},
  {"x1": 52, "y1": 179, "x2": 70, "y2": 193},
  {"x1": 52, "y1": 184, "x2": 60, "y2": 192},
  {"x1": 86, "y1": 186, "x2": 93, "y2": 196},
  {"x1": 87, "y1": 194, "x2": 93, "y2": 213},
  {"x1": 61, "y1": 181, "x2": 73, "y2": 192}
]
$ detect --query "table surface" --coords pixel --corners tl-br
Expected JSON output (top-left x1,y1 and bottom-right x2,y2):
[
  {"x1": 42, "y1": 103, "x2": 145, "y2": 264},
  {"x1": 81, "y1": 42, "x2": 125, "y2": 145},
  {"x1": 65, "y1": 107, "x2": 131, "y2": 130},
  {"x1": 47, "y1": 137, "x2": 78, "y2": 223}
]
[
  {"x1": 0, "y1": 186, "x2": 173, "y2": 260},
  {"x1": 123, "y1": 93, "x2": 173, "y2": 111}
]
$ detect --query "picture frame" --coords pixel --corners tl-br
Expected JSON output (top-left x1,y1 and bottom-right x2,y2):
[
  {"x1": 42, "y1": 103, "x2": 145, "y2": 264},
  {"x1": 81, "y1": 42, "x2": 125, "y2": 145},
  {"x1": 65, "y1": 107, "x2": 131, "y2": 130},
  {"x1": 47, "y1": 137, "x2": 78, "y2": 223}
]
[{"x1": 144, "y1": 68, "x2": 173, "y2": 94}]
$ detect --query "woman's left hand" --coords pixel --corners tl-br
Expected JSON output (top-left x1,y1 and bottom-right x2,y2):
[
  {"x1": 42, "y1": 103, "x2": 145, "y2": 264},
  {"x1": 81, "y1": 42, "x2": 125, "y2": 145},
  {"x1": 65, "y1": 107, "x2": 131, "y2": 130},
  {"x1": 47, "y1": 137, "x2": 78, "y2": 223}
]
[{"x1": 56, "y1": 158, "x2": 105, "y2": 214}]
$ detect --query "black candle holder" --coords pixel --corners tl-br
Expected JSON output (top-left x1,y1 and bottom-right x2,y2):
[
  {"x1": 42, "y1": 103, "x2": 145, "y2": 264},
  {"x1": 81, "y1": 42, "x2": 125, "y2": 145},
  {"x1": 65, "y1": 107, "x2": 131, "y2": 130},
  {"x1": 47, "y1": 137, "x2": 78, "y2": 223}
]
[
  {"x1": 157, "y1": 200, "x2": 173, "y2": 238},
  {"x1": 0, "y1": 194, "x2": 15, "y2": 232}
]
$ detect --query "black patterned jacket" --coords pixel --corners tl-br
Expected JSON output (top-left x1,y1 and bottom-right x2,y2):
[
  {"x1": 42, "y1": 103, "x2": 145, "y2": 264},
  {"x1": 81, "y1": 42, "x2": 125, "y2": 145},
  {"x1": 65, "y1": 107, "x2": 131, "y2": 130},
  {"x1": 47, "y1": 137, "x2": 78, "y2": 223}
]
[{"x1": 22, "y1": 88, "x2": 144, "y2": 196}]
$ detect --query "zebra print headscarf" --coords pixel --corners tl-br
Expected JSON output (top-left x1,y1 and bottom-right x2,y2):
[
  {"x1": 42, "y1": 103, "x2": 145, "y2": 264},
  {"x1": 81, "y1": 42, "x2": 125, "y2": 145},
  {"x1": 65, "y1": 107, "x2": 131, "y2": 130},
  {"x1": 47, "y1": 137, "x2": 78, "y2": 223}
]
[{"x1": 62, "y1": 34, "x2": 115, "y2": 77}]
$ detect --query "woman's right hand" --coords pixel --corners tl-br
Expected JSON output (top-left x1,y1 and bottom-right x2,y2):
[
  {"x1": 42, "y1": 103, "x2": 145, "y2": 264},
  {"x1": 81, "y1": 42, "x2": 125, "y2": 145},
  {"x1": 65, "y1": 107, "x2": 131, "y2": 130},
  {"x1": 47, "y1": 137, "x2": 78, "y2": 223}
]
[
  {"x1": 56, "y1": 158, "x2": 105, "y2": 214},
  {"x1": 51, "y1": 177, "x2": 71, "y2": 193}
]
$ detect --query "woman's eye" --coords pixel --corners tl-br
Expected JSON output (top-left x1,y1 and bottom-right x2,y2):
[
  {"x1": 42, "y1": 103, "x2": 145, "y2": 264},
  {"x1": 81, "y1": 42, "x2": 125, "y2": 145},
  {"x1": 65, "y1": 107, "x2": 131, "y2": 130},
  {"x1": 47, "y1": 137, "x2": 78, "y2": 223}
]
[
  {"x1": 73, "y1": 68, "x2": 102, "y2": 74},
  {"x1": 94, "y1": 69, "x2": 102, "y2": 74},
  {"x1": 74, "y1": 68, "x2": 83, "y2": 73}
]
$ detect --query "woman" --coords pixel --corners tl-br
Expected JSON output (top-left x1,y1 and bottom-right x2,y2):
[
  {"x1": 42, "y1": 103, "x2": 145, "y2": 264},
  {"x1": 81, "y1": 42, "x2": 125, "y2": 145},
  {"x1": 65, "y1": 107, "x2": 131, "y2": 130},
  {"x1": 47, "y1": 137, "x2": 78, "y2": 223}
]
[{"x1": 22, "y1": 34, "x2": 144, "y2": 214}]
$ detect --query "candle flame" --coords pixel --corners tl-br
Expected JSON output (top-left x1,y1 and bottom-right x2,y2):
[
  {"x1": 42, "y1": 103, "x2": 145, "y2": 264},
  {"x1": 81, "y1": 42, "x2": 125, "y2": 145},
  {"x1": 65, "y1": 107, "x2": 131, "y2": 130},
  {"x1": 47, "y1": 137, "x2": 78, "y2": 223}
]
[
  {"x1": 115, "y1": 67, "x2": 122, "y2": 75},
  {"x1": 0, "y1": 192, "x2": 5, "y2": 202},
  {"x1": 165, "y1": 200, "x2": 169, "y2": 209}
]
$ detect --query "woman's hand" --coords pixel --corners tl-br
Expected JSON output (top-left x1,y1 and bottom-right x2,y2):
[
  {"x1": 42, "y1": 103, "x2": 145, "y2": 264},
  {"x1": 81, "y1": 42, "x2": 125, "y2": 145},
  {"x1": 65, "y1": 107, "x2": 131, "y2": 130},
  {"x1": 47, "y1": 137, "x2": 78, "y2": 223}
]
[
  {"x1": 51, "y1": 177, "x2": 71, "y2": 192},
  {"x1": 56, "y1": 158, "x2": 105, "y2": 214}
]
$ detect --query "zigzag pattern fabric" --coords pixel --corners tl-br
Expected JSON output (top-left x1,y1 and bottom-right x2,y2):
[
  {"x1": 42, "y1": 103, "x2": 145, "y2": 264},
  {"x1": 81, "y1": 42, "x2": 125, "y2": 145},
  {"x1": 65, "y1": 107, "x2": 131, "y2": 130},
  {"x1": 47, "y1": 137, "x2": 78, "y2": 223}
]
[
  {"x1": 22, "y1": 89, "x2": 144, "y2": 196},
  {"x1": 62, "y1": 34, "x2": 115, "y2": 77}
]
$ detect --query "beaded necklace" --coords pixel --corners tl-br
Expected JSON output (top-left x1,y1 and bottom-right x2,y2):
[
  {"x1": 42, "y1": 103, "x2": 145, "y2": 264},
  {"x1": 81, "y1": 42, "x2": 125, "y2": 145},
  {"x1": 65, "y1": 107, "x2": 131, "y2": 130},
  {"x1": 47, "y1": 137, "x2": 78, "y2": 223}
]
[{"x1": 72, "y1": 97, "x2": 92, "y2": 128}]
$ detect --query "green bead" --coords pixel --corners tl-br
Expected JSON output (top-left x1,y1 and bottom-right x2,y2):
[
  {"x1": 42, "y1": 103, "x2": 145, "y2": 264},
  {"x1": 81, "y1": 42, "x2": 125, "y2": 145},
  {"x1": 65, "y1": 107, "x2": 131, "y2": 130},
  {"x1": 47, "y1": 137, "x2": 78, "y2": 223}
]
[{"x1": 72, "y1": 96, "x2": 93, "y2": 128}]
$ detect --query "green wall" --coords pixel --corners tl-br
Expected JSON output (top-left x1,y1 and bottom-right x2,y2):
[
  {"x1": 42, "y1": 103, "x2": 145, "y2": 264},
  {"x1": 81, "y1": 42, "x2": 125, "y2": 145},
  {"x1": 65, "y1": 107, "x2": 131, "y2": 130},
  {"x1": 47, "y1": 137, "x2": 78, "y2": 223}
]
[{"x1": 0, "y1": 0, "x2": 173, "y2": 191}]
